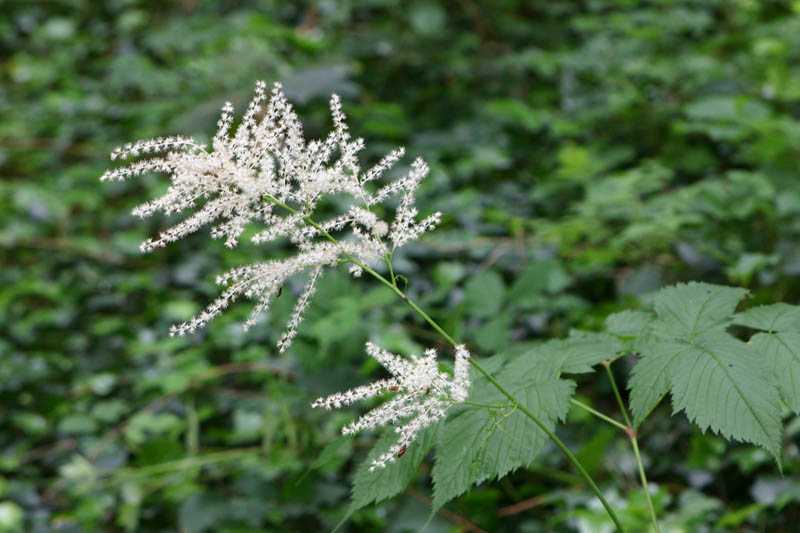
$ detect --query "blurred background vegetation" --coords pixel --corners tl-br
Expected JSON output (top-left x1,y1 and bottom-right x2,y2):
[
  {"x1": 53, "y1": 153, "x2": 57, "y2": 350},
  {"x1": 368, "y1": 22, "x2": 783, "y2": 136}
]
[{"x1": 3, "y1": 0, "x2": 800, "y2": 531}]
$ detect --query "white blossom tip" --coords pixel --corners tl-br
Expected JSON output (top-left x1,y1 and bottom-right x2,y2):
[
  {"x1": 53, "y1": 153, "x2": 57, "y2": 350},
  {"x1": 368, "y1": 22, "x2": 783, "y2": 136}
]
[{"x1": 312, "y1": 342, "x2": 472, "y2": 470}]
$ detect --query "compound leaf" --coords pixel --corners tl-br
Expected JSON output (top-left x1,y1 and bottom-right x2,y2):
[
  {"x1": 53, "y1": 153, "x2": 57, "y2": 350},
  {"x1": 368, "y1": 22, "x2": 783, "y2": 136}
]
[{"x1": 626, "y1": 283, "x2": 782, "y2": 461}]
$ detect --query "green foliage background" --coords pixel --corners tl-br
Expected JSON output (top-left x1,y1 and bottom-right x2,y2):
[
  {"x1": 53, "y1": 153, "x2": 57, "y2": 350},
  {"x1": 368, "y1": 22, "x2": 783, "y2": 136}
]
[{"x1": 3, "y1": 0, "x2": 800, "y2": 531}]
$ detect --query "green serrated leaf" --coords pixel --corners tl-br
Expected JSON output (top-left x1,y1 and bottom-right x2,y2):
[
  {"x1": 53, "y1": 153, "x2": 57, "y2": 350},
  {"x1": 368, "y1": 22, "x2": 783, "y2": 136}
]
[
  {"x1": 349, "y1": 422, "x2": 439, "y2": 512},
  {"x1": 626, "y1": 284, "x2": 784, "y2": 459},
  {"x1": 668, "y1": 332, "x2": 782, "y2": 462},
  {"x1": 431, "y1": 378, "x2": 574, "y2": 511},
  {"x1": 562, "y1": 331, "x2": 623, "y2": 373},
  {"x1": 734, "y1": 303, "x2": 800, "y2": 333},
  {"x1": 750, "y1": 332, "x2": 800, "y2": 413},
  {"x1": 628, "y1": 342, "x2": 684, "y2": 427},
  {"x1": 653, "y1": 282, "x2": 747, "y2": 339}
]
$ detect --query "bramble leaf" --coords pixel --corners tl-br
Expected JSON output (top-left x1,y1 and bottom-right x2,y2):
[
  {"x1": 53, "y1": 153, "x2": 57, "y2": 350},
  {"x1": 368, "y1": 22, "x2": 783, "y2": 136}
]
[
  {"x1": 626, "y1": 283, "x2": 782, "y2": 461},
  {"x1": 606, "y1": 310, "x2": 655, "y2": 339},
  {"x1": 559, "y1": 331, "x2": 623, "y2": 373}
]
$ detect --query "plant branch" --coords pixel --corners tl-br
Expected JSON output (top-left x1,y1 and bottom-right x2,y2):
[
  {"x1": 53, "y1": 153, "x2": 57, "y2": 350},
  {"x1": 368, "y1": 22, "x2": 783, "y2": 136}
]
[
  {"x1": 603, "y1": 362, "x2": 633, "y2": 429},
  {"x1": 262, "y1": 198, "x2": 625, "y2": 532},
  {"x1": 570, "y1": 398, "x2": 628, "y2": 431},
  {"x1": 461, "y1": 400, "x2": 516, "y2": 409},
  {"x1": 630, "y1": 431, "x2": 660, "y2": 533}
]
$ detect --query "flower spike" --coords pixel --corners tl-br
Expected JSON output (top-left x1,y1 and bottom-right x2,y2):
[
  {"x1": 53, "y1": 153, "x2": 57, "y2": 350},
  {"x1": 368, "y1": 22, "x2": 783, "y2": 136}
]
[
  {"x1": 312, "y1": 342, "x2": 471, "y2": 470},
  {"x1": 102, "y1": 82, "x2": 440, "y2": 350}
]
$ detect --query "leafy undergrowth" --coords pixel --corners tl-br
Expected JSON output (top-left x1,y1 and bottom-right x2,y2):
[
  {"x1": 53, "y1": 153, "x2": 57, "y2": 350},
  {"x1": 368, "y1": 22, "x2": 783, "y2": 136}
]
[{"x1": 4, "y1": 1, "x2": 800, "y2": 532}]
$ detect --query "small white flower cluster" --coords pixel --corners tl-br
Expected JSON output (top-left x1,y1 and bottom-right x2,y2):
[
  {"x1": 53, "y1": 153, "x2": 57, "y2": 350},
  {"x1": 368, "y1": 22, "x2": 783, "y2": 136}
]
[
  {"x1": 312, "y1": 342, "x2": 471, "y2": 470},
  {"x1": 101, "y1": 82, "x2": 441, "y2": 350}
]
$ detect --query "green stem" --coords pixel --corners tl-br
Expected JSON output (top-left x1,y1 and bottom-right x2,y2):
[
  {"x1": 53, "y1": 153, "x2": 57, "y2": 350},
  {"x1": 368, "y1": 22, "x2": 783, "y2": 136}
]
[
  {"x1": 604, "y1": 363, "x2": 633, "y2": 429},
  {"x1": 630, "y1": 433, "x2": 660, "y2": 533},
  {"x1": 604, "y1": 361, "x2": 659, "y2": 532},
  {"x1": 262, "y1": 197, "x2": 625, "y2": 532},
  {"x1": 570, "y1": 398, "x2": 628, "y2": 431},
  {"x1": 362, "y1": 261, "x2": 624, "y2": 530},
  {"x1": 385, "y1": 252, "x2": 397, "y2": 288}
]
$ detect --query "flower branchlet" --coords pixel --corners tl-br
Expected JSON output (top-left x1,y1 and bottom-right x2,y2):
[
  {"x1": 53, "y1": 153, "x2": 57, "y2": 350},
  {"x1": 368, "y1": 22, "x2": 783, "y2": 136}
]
[{"x1": 312, "y1": 342, "x2": 471, "y2": 470}]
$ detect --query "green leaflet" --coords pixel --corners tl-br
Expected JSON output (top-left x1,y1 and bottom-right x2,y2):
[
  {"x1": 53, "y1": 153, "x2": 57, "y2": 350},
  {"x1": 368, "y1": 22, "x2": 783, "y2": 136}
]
[
  {"x1": 669, "y1": 333, "x2": 782, "y2": 462},
  {"x1": 509, "y1": 331, "x2": 622, "y2": 378},
  {"x1": 559, "y1": 331, "x2": 623, "y2": 373},
  {"x1": 626, "y1": 283, "x2": 783, "y2": 462},
  {"x1": 348, "y1": 422, "x2": 440, "y2": 512},
  {"x1": 431, "y1": 377, "x2": 574, "y2": 512},
  {"x1": 750, "y1": 332, "x2": 800, "y2": 414},
  {"x1": 732, "y1": 302, "x2": 800, "y2": 413},
  {"x1": 653, "y1": 282, "x2": 747, "y2": 339},
  {"x1": 628, "y1": 341, "x2": 685, "y2": 427},
  {"x1": 734, "y1": 303, "x2": 800, "y2": 333},
  {"x1": 607, "y1": 310, "x2": 657, "y2": 353}
]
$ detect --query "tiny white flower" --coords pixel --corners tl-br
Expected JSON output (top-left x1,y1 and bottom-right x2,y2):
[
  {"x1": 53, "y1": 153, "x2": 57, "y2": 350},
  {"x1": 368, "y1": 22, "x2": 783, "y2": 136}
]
[{"x1": 312, "y1": 342, "x2": 471, "y2": 470}]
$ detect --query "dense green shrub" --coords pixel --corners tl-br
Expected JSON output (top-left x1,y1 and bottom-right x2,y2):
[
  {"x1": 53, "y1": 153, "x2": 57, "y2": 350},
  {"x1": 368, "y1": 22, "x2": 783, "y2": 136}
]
[{"x1": 3, "y1": 1, "x2": 800, "y2": 531}]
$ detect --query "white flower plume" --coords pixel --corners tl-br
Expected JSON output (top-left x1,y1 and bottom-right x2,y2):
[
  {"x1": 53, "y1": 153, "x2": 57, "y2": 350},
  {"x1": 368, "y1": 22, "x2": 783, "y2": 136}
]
[
  {"x1": 101, "y1": 81, "x2": 441, "y2": 350},
  {"x1": 312, "y1": 342, "x2": 471, "y2": 470}
]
